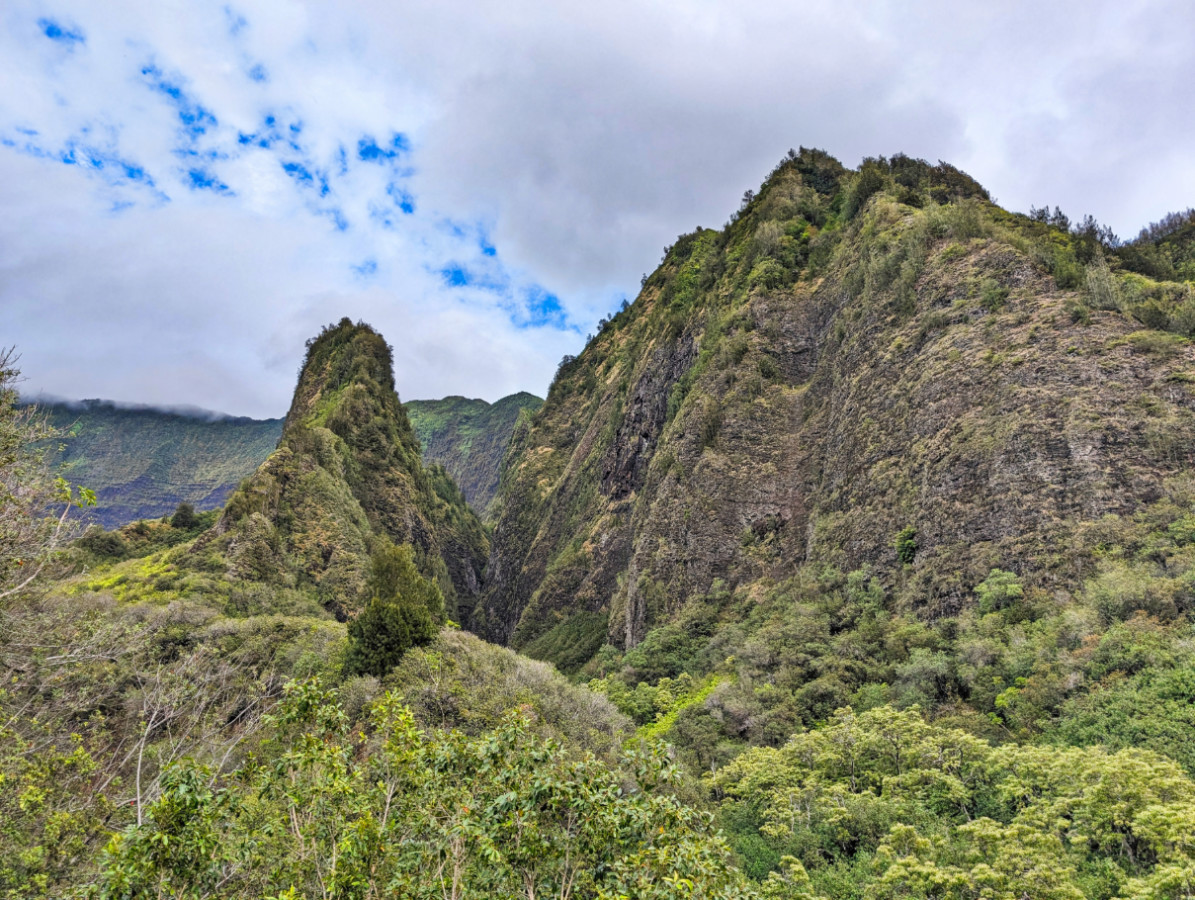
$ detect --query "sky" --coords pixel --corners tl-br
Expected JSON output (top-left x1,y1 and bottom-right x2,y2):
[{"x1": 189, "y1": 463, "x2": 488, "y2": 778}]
[{"x1": 1, "y1": 1, "x2": 1192, "y2": 418}]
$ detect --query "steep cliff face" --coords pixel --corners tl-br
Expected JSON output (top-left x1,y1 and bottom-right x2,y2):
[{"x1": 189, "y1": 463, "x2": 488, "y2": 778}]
[
  {"x1": 212, "y1": 319, "x2": 488, "y2": 618},
  {"x1": 405, "y1": 393, "x2": 543, "y2": 516},
  {"x1": 479, "y1": 150, "x2": 1195, "y2": 670}
]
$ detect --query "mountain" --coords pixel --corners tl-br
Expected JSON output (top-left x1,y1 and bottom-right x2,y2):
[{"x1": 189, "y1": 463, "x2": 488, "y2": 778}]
[
  {"x1": 13, "y1": 155, "x2": 1195, "y2": 900},
  {"x1": 72, "y1": 319, "x2": 489, "y2": 621},
  {"x1": 209, "y1": 318, "x2": 489, "y2": 618},
  {"x1": 478, "y1": 149, "x2": 1195, "y2": 677},
  {"x1": 405, "y1": 392, "x2": 543, "y2": 515},
  {"x1": 33, "y1": 399, "x2": 283, "y2": 528},
  {"x1": 31, "y1": 393, "x2": 536, "y2": 528}
]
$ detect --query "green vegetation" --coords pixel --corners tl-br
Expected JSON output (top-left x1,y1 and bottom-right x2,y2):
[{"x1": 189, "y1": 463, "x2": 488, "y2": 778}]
[
  {"x1": 95, "y1": 680, "x2": 753, "y2": 900},
  {"x1": 34, "y1": 399, "x2": 283, "y2": 528},
  {"x1": 406, "y1": 392, "x2": 543, "y2": 516},
  {"x1": 1, "y1": 349, "x2": 95, "y2": 600},
  {"x1": 344, "y1": 541, "x2": 442, "y2": 677},
  {"x1": 483, "y1": 146, "x2": 1195, "y2": 678},
  {"x1": 9, "y1": 154, "x2": 1195, "y2": 898},
  {"x1": 894, "y1": 526, "x2": 918, "y2": 566},
  {"x1": 714, "y1": 705, "x2": 1195, "y2": 899}
]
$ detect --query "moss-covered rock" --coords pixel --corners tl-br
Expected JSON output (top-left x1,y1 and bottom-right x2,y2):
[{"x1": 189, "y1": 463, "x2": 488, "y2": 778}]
[
  {"x1": 199, "y1": 320, "x2": 490, "y2": 619},
  {"x1": 480, "y1": 150, "x2": 1195, "y2": 674}
]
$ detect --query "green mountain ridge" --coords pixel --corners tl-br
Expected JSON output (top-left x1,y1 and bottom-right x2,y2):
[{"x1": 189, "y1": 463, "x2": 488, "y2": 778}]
[
  {"x1": 210, "y1": 318, "x2": 490, "y2": 617},
  {"x1": 479, "y1": 148, "x2": 1195, "y2": 677},
  {"x1": 67, "y1": 319, "x2": 489, "y2": 621},
  {"x1": 34, "y1": 399, "x2": 284, "y2": 529},
  {"x1": 30, "y1": 391, "x2": 540, "y2": 528},
  {"x1": 406, "y1": 391, "x2": 543, "y2": 516}
]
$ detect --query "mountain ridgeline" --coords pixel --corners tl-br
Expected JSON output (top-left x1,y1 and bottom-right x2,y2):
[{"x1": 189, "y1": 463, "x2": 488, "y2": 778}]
[
  {"x1": 35, "y1": 400, "x2": 283, "y2": 529},
  {"x1": 477, "y1": 149, "x2": 1195, "y2": 673},
  {"x1": 30, "y1": 392, "x2": 537, "y2": 527},
  {"x1": 406, "y1": 392, "x2": 542, "y2": 514}
]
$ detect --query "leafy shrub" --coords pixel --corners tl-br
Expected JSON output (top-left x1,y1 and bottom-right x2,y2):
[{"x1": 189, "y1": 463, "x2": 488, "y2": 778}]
[
  {"x1": 1085, "y1": 253, "x2": 1121, "y2": 310},
  {"x1": 391, "y1": 630, "x2": 631, "y2": 756},
  {"x1": 942, "y1": 199, "x2": 986, "y2": 240},
  {"x1": 622, "y1": 623, "x2": 707, "y2": 683},
  {"x1": 748, "y1": 257, "x2": 789, "y2": 292},
  {"x1": 343, "y1": 542, "x2": 442, "y2": 677},
  {"x1": 894, "y1": 526, "x2": 917, "y2": 565},
  {"x1": 96, "y1": 681, "x2": 752, "y2": 899},
  {"x1": 344, "y1": 595, "x2": 434, "y2": 678},
  {"x1": 169, "y1": 502, "x2": 198, "y2": 530},
  {"x1": 79, "y1": 526, "x2": 128, "y2": 559},
  {"x1": 975, "y1": 568, "x2": 1024, "y2": 613},
  {"x1": 979, "y1": 277, "x2": 1010, "y2": 312}
]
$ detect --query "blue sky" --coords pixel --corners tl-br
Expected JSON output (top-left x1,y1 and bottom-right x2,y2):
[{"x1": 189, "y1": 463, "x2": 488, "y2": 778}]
[{"x1": 1, "y1": 1, "x2": 1193, "y2": 416}]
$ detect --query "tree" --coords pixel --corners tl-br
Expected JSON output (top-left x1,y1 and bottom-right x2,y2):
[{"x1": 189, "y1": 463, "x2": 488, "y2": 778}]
[
  {"x1": 344, "y1": 541, "x2": 442, "y2": 677},
  {"x1": 975, "y1": 568, "x2": 1024, "y2": 613},
  {"x1": 96, "y1": 681, "x2": 758, "y2": 900},
  {"x1": 844, "y1": 158, "x2": 887, "y2": 220},
  {"x1": 894, "y1": 526, "x2": 917, "y2": 566},
  {"x1": 0, "y1": 348, "x2": 93, "y2": 601},
  {"x1": 169, "y1": 502, "x2": 197, "y2": 529}
]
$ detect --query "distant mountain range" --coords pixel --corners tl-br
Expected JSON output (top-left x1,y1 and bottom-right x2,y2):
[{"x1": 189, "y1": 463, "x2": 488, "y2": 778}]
[
  {"x1": 31, "y1": 391, "x2": 541, "y2": 528},
  {"x1": 34, "y1": 399, "x2": 285, "y2": 529}
]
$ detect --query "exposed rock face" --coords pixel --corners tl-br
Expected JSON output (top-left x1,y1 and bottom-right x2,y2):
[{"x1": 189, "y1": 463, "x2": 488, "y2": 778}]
[
  {"x1": 405, "y1": 393, "x2": 543, "y2": 516},
  {"x1": 214, "y1": 319, "x2": 488, "y2": 619},
  {"x1": 600, "y1": 341, "x2": 697, "y2": 501},
  {"x1": 479, "y1": 150, "x2": 1195, "y2": 670}
]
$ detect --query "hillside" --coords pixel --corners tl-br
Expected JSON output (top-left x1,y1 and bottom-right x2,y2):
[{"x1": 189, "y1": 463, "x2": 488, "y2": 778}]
[
  {"x1": 34, "y1": 400, "x2": 283, "y2": 528},
  {"x1": 9, "y1": 156, "x2": 1195, "y2": 900},
  {"x1": 405, "y1": 392, "x2": 543, "y2": 515},
  {"x1": 72, "y1": 319, "x2": 489, "y2": 620},
  {"x1": 480, "y1": 148, "x2": 1195, "y2": 681},
  {"x1": 28, "y1": 392, "x2": 536, "y2": 528}
]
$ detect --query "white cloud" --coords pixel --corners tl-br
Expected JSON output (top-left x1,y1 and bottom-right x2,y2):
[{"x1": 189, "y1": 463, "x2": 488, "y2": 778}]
[{"x1": 1, "y1": 0, "x2": 1192, "y2": 417}]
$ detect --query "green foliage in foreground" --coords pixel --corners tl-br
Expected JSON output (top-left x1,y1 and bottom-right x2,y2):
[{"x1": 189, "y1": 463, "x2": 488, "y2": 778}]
[
  {"x1": 713, "y1": 705, "x2": 1195, "y2": 900},
  {"x1": 96, "y1": 679, "x2": 756, "y2": 900},
  {"x1": 1, "y1": 351, "x2": 95, "y2": 598},
  {"x1": 385, "y1": 629, "x2": 633, "y2": 759}
]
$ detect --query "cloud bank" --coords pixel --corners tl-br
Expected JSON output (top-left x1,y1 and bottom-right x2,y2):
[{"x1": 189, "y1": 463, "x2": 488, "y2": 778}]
[{"x1": 1, "y1": 1, "x2": 1192, "y2": 417}]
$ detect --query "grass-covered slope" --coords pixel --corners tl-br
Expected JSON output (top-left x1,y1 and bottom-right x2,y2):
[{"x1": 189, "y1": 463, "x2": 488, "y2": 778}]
[
  {"x1": 34, "y1": 400, "x2": 283, "y2": 528},
  {"x1": 480, "y1": 149, "x2": 1195, "y2": 674},
  {"x1": 406, "y1": 392, "x2": 542, "y2": 515}
]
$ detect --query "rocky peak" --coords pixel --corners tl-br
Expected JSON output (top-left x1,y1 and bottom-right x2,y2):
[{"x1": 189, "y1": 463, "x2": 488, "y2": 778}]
[
  {"x1": 214, "y1": 318, "x2": 488, "y2": 619},
  {"x1": 478, "y1": 149, "x2": 1195, "y2": 672}
]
